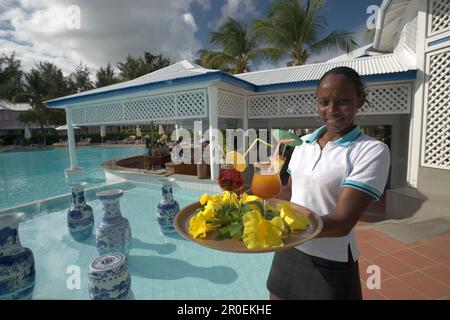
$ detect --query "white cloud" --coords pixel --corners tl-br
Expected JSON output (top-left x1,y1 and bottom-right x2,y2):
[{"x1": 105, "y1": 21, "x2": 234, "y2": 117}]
[
  {"x1": 194, "y1": 0, "x2": 211, "y2": 11},
  {"x1": 182, "y1": 12, "x2": 198, "y2": 30},
  {"x1": 0, "y1": 0, "x2": 202, "y2": 76},
  {"x1": 211, "y1": 0, "x2": 261, "y2": 29}
]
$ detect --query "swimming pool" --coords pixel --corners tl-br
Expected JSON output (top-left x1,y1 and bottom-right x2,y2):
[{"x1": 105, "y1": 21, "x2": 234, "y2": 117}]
[
  {"x1": 0, "y1": 146, "x2": 145, "y2": 210},
  {"x1": 12, "y1": 181, "x2": 273, "y2": 299},
  {"x1": 0, "y1": 146, "x2": 273, "y2": 299}
]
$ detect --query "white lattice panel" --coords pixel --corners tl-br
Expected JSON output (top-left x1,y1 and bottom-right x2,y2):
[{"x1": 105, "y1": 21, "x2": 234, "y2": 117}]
[
  {"x1": 248, "y1": 95, "x2": 278, "y2": 118},
  {"x1": 69, "y1": 89, "x2": 207, "y2": 125},
  {"x1": 248, "y1": 84, "x2": 411, "y2": 119},
  {"x1": 83, "y1": 102, "x2": 124, "y2": 124},
  {"x1": 71, "y1": 107, "x2": 85, "y2": 125},
  {"x1": 279, "y1": 92, "x2": 317, "y2": 115},
  {"x1": 429, "y1": 0, "x2": 450, "y2": 36},
  {"x1": 422, "y1": 49, "x2": 450, "y2": 169},
  {"x1": 363, "y1": 84, "x2": 411, "y2": 114},
  {"x1": 176, "y1": 90, "x2": 207, "y2": 118},
  {"x1": 124, "y1": 95, "x2": 175, "y2": 121},
  {"x1": 217, "y1": 90, "x2": 244, "y2": 118}
]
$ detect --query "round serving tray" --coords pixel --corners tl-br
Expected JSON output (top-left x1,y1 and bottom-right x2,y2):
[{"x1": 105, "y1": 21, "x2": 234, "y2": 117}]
[{"x1": 174, "y1": 198, "x2": 323, "y2": 253}]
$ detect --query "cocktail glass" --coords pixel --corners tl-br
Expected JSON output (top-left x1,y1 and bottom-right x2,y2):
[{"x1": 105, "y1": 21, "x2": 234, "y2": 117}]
[
  {"x1": 251, "y1": 162, "x2": 282, "y2": 214},
  {"x1": 218, "y1": 163, "x2": 244, "y2": 192}
]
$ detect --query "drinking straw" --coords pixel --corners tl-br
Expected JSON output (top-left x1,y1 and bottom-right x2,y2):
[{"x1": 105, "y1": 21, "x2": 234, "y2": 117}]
[
  {"x1": 272, "y1": 139, "x2": 295, "y2": 158},
  {"x1": 243, "y1": 138, "x2": 273, "y2": 158},
  {"x1": 281, "y1": 144, "x2": 288, "y2": 159},
  {"x1": 269, "y1": 139, "x2": 295, "y2": 171},
  {"x1": 241, "y1": 137, "x2": 294, "y2": 170}
]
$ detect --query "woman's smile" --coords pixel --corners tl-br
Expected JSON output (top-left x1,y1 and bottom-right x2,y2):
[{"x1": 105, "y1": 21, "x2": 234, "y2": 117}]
[{"x1": 325, "y1": 116, "x2": 344, "y2": 126}]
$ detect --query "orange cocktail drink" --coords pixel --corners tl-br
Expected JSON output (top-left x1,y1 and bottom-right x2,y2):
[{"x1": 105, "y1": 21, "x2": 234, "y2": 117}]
[
  {"x1": 251, "y1": 173, "x2": 282, "y2": 199},
  {"x1": 251, "y1": 162, "x2": 282, "y2": 199}
]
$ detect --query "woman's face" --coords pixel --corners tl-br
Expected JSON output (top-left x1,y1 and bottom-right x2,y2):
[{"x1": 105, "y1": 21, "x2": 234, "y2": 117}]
[{"x1": 317, "y1": 74, "x2": 364, "y2": 135}]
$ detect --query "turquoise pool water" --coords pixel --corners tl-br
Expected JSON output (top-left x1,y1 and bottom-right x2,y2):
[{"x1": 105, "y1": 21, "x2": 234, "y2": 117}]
[
  {"x1": 17, "y1": 182, "x2": 273, "y2": 300},
  {"x1": 0, "y1": 146, "x2": 145, "y2": 209}
]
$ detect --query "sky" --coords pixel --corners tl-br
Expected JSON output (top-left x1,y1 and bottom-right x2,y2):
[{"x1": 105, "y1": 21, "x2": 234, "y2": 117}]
[{"x1": 0, "y1": 0, "x2": 383, "y2": 77}]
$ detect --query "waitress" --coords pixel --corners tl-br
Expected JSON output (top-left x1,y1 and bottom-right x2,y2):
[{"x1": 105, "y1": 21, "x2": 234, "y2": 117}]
[{"x1": 268, "y1": 67, "x2": 390, "y2": 300}]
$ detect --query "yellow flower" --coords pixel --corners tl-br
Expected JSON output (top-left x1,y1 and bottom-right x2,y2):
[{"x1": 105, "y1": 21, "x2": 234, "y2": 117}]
[
  {"x1": 199, "y1": 207, "x2": 216, "y2": 220},
  {"x1": 199, "y1": 193, "x2": 222, "y2": 206},
  {"x1": 278, "y1": 203, "x2": 309, "y2": 231},
  {"x1": 188, "y1": 214, "x2": 214, "y2": 239},
  {"x1": 242, "y1": 210, "x2": 284, "y2": 249},
  {"x1": 204, "y1": 200, "x2": 221, "y2": 213},
  {"x1": 221, "y1": 191, "x2": 238, "y2": 206},
  {"x1": 239, "y1": 192, "x2": 263, "y2": 212},
  {"x1": 240, "y1": 193, "x2": 263, "y2": 205}
]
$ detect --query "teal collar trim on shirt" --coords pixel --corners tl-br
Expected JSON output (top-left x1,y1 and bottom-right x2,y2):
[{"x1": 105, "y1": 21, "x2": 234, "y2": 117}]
[
  {"x1": 305, "y1": 125, "x2": 361, "y2": 147},
  {"x1": 304, "y1": 126, "x2": 327, "y2": 144}
]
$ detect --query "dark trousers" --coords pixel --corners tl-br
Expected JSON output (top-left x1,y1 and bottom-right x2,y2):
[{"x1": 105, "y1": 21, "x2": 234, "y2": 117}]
[{"x1": 267, "y1": 246, "x2": 362, "y2": 300}]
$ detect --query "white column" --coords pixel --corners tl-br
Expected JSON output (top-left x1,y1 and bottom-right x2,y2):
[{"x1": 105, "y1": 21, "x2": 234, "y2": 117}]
[
  {"x1": 243, "y1": 95, "x2": 248, "y2": 150},
  {"x1": 175, "y1": 124, "x2": 180, "y2": 140},
  {"x1": 406, "y1": 0, "x2": 428, "y2": 188},
  {"x1": 64, "y1": 107, "x2": 85, "y2": 184},
  {"x1": 66, "y1": 108, "x2": 78, "y2": 169},
  {"x1": 100, "y1": 125, "x2": 106, "y2": 144},
  {"x1": 207, "y1": 86, "x2": 219, "y2": 180}
]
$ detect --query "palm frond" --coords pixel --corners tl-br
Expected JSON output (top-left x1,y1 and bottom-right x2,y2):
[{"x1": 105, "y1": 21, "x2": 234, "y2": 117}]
[
  {"x1": 248, "y1": 47, "x2": 286, "y2": 61},
  {"x1": 309, "y1": 30, "x2": 357, "y2": 54},
  {"x1": 196, "y1": 49, "x2": 234, "y2": 72},
  {"x1": 253, "y1": 19, "x2": 292, "y2": 49}
]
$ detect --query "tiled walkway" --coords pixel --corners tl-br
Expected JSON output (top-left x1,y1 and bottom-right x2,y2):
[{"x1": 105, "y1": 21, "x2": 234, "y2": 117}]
[{"x1": 356, "y1": 227, "x2": 450, "y2": 300}]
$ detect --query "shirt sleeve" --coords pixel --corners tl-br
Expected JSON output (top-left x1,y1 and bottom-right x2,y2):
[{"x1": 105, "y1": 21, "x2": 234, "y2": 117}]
[
  {"x1": 287, "y1": 145, "x2": 300, "y2": 175},
  {"x1": 342, "y1": 142, "x2": 390, "y2": 201}
]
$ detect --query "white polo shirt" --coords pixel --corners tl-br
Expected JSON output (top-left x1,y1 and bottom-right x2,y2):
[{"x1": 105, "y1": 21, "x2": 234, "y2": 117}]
[{"x1": 287, "y1": 125, "x2": 390, "y2": 262}]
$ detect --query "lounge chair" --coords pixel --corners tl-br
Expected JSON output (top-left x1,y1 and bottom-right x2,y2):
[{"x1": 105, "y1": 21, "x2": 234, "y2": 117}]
[
  {"x1": 105, "y1": 136, "x2": 119, "y2": 144},
  {"x1": 77, "y1": 138, "x2": 91, "y2": 146},
  {"x1": 119, "y1": 136, "x2": 136, "y2": 144},
  {"x1": 134, "y1": 138, "x2": 145, "y2": 145},
  {"x1": 53, "y1": 140, "x2": 68, "y2": 147}
]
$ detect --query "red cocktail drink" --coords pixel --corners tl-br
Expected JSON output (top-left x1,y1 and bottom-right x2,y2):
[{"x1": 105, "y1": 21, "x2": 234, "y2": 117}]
[{"x1": 218, "y1": 164, "x2": 244, "y2": 192}]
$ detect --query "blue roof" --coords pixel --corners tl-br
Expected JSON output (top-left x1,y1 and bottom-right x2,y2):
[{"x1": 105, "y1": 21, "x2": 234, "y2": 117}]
[{"x1": 45, "y1": 54, "x2": 417, "y2": 108}]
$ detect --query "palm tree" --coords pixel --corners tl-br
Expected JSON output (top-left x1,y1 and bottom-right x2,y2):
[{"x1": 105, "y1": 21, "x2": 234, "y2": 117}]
[
  {"x1": 144, "y1": 52, "x2": 171, "y2": 72},
  {"x1": 196, "y1": 18, "x2": 271, "y2": 74},
  {"x1": 117, "y1": 55, "x2": 152, "y2": 81},
  {"x1": 69, "y1": 62, "x2": 94, "y2": 93},
  {"x1": 19, "y1": 62, "x2": 68, "y2": 137},
  {"x1": 96, "y1": 63, "x2": 119, "y2": 88},
  {"x1": 253, "y1": 0, "x2": 357, "y2": 66},
  {"x1": 0, "y1": 52, "x2": 24, "y2": 101}
]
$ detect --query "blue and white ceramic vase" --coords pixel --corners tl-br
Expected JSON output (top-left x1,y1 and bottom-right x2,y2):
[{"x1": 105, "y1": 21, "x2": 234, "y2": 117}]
[
  {"x1": 67, "y1": 182, "x2": 94, "y2": 241},
  {"x1": 0, "y1": 213, "x2": 35, "y2": 300},
  {"x1": 156, "y1": 178, "x2": 180, "y2": 234},
  {"x1": 95, "y1": 189, "x2": 131, "y2": 257},
  {"x1": 88, "y1": 253, "x2": 134, "y2": 300}
]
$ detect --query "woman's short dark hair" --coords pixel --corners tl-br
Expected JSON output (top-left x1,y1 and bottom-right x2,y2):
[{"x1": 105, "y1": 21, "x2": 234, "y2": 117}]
[{"x1": 317, "y1": 66, "x2": 368, "y2": 102}]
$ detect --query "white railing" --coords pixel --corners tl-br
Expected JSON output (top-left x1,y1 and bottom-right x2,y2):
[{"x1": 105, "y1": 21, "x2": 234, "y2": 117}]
[
  {"x1": 71, "y1": 89, "x2": 207, "y2": 126},
  {"x1": 248, "y1": 83, "x2": 412, "y2": 119},
  {"x1": 217, "y1": 89, "x2": 245, "y2": 119}
]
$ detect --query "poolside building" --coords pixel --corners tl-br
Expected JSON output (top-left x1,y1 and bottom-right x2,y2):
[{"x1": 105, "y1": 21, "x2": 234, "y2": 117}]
[
  {"x1": 45, "y1": 0, "x2": 450, "y2": 220},
  {"x1": 0, "y1": 100, "x2": 53, "y2": 136}
]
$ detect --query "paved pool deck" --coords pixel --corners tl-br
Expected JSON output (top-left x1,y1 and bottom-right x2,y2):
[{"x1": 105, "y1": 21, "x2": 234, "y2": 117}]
[{"x1": 357, "y1": 194, "x2": 450, "y2": 300}]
